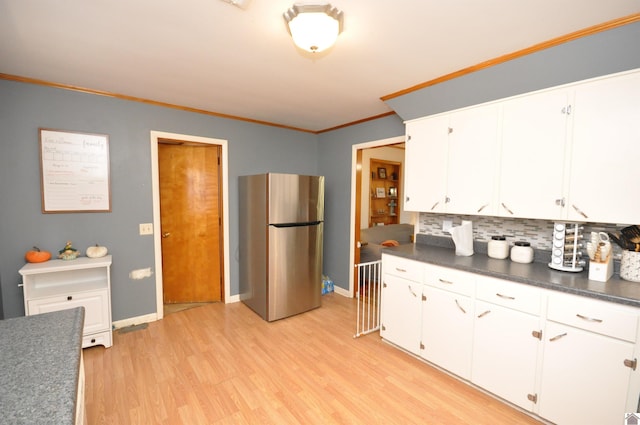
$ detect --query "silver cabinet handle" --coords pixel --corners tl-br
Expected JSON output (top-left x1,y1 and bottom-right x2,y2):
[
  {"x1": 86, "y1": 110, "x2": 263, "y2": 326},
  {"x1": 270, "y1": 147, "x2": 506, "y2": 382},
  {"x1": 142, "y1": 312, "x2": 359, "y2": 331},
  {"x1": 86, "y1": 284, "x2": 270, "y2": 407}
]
[
  {"x1": 477, "y1": 310, "x2": 491, "y2": 318},
  {"x1": 576, "y1": 313, "x2": 603, "y2": 323},
  {"x1": 455, "y1": 299, "x2": 466, "y2": 314},
  {"x1": 438, "y1": 278, "x2": 453, "y2": 285},
  {"x1": 571, "y1": 204, "x2": 588, "y2": 219},
  {"x1": 162, "y1": 232, "x2": 171, "y2": 238},
  {"x1": 395, "y1": 267, "x2": 407, "y2": 273},
  {"x1": 430, "y1": 201, "x2": 439, "y2": 211},
  {"x1": 405, "y1": 196, "x2": 410, "y2": 203},
  {"x1": 550, "y1": 332, "x2": 568, "y2": 342},
  {"x1": 501, "y1": 203, "x2": 514, "y2": 215},
  {"x1": 408, "y1": 285, "x2": 417, "y2": 298},
  {"x1": 496, "y1": 293, "x2": 515, "y2": 300},
  {"x1": 555, "y1": 198, "x2": 566, "y2": 207},
  {"x1": 477, "y1": 203, "x2": 488, "y2": 213}
]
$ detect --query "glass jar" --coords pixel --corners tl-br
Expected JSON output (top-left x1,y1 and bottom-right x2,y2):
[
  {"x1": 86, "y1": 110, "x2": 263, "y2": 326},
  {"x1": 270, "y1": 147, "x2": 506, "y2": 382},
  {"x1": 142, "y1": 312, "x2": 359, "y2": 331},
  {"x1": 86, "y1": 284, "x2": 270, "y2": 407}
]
[
  {"x1": 511, "y1": 241, "x2": 534, "y2": 264},
  {"x1": 488, "y1": 236, "x2": 509, "y2": 259}
]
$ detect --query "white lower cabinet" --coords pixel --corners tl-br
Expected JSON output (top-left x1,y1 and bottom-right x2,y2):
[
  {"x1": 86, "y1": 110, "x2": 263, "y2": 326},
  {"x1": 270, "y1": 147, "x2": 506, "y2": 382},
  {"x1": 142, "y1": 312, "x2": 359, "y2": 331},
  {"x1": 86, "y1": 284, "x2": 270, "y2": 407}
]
[
  {"x1": 380, "y1": 254, "x2": 640, "y2": 425},
  {"x1": 539, "y1": 321, "x2": 634, "y2": 425},
  {"x1": 472, "y1": 300, "x2": 541, "y2": 411},
  {"x1": 420, "y1": 265, "x2": 475, "y2": 379},
  {"x1": 421, "y1": 286, "x2": 474, "y2": 379},
  {"x1": 380, "y1": 273, "x2": 423, "y2": 355}
]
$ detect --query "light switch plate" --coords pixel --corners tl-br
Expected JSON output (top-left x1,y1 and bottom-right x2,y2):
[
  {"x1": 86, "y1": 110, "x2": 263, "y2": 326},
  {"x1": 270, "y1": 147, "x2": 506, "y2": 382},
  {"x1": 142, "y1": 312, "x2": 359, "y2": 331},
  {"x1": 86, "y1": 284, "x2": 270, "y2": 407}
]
[
  {"x1": 442, "y1": 220, "x2": 453, "y2": 232},
  {"x1": 139, "y1": 223, "x2": 153, "y2": 235}
]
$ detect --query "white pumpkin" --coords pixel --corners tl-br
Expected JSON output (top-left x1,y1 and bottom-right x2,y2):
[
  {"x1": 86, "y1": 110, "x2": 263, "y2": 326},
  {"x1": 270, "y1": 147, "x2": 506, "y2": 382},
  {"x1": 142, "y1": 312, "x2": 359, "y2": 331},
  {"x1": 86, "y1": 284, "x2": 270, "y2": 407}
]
[{"x1": 86, "y1": 244, "x2": 108, "y2": 258}]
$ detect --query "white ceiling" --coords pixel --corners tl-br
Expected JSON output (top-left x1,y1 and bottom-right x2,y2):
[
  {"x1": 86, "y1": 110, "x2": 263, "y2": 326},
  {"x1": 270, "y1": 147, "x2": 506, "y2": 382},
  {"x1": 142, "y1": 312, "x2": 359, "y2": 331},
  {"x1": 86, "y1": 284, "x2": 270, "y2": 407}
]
[{"x1": 1, "y1": 1, "x2": 638, "y2": 132}]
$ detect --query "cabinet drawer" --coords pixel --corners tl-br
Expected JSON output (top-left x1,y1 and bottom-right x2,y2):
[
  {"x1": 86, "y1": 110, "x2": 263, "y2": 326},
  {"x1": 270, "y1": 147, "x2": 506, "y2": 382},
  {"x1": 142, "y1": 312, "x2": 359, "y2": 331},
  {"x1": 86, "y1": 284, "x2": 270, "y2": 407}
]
[
  {"x1": 28, "y1": 289, "x2": 111, "y2": 335},
  {"x1": 423, "y1": 264, "x2": 475, "y2": 296},
  {"x1": 476, "y1": 276, "x2": 542, "y2": 315},
  {"x1": 82, "y1": 330, "x2": 112, "y2": 349},
  {"x1": 382, "y1": 254, "x2": 424, "y2": 282},
  {"x1": 547, "y1": 293, "x2": 639, "y2": 342}
]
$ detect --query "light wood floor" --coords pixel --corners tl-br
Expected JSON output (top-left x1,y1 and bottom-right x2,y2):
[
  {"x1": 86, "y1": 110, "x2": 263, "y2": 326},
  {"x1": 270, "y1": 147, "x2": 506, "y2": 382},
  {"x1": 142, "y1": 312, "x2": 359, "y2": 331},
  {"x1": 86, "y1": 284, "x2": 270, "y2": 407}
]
[{"x1": 83, "y1": 293, "x2": 543, "y2": 425}]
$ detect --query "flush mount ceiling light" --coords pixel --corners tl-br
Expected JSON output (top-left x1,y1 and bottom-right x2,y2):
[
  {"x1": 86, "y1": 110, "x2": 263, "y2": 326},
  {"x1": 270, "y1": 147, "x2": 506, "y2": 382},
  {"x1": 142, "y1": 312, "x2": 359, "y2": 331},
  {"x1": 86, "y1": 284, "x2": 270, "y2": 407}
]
[{"x1": 283, "y1": 3, "x2": 344, "y2": 53}]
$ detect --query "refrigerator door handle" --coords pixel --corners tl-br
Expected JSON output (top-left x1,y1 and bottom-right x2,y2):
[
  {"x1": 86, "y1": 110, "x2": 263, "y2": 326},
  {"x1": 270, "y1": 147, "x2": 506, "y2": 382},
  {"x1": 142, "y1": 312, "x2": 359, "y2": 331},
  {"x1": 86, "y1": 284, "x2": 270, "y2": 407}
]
[{"x1": 270, "y1": 221, "x2": 322, "y2": 228}]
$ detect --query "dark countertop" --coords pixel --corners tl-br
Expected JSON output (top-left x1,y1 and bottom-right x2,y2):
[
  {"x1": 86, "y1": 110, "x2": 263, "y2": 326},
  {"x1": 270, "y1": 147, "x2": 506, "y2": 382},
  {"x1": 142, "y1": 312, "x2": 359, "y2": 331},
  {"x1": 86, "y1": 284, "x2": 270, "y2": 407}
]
[
  {"x1": 0, "y1": 307, "x2": 85, "y2": 424},
  {"x1": 383, "y1": 243, "x2": 640, "y2": 308}
]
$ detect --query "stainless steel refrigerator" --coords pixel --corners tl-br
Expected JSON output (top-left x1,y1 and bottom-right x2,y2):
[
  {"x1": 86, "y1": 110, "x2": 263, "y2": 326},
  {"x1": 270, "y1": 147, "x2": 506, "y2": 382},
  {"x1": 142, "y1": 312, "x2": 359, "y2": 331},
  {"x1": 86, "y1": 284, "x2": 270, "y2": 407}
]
[{"x1": 239, "y1": 173, "x2": 324, "y2": 321}]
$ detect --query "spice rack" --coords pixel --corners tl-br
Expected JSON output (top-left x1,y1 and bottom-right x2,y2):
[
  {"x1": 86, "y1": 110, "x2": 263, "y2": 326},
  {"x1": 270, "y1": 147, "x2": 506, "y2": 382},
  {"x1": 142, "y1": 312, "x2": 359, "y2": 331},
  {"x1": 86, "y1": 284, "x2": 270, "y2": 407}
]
[{"x1": 549, "y1": 223, "x2": 585, "y2": 272}]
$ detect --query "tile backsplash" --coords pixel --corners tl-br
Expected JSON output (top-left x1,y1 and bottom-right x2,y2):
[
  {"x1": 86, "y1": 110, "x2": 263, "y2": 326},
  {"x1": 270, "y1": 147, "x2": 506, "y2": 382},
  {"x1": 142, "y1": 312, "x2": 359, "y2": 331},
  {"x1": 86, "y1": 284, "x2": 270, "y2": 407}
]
[{"x1": 418, "y1": 212, "x2": 625, "y2": 259}]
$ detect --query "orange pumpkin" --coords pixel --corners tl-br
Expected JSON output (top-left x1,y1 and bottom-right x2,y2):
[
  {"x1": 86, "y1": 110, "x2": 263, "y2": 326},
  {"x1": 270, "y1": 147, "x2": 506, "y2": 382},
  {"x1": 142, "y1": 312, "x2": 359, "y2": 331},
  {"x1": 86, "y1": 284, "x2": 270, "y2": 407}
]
[{"x1": 25, "y1": 246, "x2": 51, "y2": 263}]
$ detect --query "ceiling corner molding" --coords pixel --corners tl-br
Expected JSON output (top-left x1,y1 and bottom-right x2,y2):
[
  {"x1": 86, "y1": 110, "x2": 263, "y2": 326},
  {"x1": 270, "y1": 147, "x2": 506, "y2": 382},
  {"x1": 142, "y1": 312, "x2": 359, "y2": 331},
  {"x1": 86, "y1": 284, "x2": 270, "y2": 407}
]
[
  {"x1": 0, "y1": 73, "x2": 316, "y2": 134},
  {"x1": 381, "y1": 12, "x2": 640, "y2": 102},
  {"x1": 317, "y1": 111, "x2": 397, "y2": 134}
]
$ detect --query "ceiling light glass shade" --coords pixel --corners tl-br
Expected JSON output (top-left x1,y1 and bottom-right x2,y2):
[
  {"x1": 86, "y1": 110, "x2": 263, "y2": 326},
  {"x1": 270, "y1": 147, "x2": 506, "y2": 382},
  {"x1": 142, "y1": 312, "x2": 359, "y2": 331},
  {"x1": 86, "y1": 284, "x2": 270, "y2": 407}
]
[{"x1": 284, "y1": 4, "x2": 344, "y2": 53}]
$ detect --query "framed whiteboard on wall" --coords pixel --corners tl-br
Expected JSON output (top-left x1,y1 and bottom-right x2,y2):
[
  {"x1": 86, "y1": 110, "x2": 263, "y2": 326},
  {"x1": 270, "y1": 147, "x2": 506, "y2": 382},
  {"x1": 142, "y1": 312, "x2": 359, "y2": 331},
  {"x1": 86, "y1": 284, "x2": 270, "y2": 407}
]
[{"x1": 39, "y1": 128, "x2": 111, "y2": 213}]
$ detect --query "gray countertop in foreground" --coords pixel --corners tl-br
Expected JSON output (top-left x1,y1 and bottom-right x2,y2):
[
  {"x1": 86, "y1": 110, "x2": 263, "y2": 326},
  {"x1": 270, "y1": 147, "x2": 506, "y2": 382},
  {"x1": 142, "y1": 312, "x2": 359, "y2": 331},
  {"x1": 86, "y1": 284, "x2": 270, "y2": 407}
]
[
  {"x1": 383, "y1": 243, "x2": 640, "y2": 308},
  {"x1": 0, "y1": 307, "x2": 84, "y2": 425}
]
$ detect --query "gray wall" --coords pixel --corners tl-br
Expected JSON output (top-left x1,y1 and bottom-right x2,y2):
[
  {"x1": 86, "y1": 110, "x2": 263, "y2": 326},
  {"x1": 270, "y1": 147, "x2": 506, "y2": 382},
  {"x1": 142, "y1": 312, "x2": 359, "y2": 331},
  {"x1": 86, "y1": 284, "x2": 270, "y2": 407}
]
[
  {"x1": 2, "y1": 19, "x2": 638, "y2": 320},
  {"x1": 0, "y1": 80, "x2": 318, "y2": 320},
  {"x1": 387, "y1": 21, "x2": 640, "y2": 120},
  {"x1": 317, "y1": 20, "x2": 640, "y2": 292},
  {"x1": 317, "y1": 115, "x2": 406, "y2": 290}
]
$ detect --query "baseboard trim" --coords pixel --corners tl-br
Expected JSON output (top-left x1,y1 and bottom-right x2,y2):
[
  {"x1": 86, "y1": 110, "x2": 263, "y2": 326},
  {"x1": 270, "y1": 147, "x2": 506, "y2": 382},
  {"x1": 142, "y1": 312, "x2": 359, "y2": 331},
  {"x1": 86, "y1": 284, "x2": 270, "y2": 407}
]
[
  {"x1": 333, "y1": 286, "x2": 351, "y2": 298},
  {"x1": 112, "y1": 313, "x2": 158, "y2": 329}
]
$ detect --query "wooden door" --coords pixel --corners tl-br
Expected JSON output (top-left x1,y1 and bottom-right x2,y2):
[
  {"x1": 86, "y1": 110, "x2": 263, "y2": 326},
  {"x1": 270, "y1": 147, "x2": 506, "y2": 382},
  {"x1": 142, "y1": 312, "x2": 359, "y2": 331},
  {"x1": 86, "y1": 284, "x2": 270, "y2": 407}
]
[{"x1": 159, "y1": 142, "x2": 222, "y2": 303}]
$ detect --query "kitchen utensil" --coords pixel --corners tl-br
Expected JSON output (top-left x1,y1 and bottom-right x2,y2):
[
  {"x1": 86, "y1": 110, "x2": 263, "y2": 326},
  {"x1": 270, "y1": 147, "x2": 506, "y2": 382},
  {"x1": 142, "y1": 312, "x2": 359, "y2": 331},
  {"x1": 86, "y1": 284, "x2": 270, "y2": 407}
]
[{"x1": 621, "y1": 225, "x2": 640, "y2": 243}]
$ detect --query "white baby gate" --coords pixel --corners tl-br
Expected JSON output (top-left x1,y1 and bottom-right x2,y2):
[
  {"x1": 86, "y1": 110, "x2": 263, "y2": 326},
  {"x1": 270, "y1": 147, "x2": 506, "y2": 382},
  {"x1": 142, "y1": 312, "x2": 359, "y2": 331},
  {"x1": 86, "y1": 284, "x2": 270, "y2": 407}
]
[{"x1": 354, "y1": 260, "x2": 382, "y2": 338}]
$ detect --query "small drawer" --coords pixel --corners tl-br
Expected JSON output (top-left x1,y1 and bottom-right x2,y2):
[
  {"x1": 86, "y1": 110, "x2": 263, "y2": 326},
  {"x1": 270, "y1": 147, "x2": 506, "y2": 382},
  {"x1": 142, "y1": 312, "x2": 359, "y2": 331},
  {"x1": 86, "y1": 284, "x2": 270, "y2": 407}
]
[
  {"x1": 382, "y1": 254, "x2": 424, "y2": 282},
  {"x1": 547, "y1": 293, "x2": 639, "y2": 342},
  {"x1": 82, "y1": 330, "x2": 112, "y2": 349},
  {"x1": 476, "y1": 276, "x2": 542, "y2": 315},
  {"x1": 424, "y1": 264, "x2": 475, "y2": 297}
]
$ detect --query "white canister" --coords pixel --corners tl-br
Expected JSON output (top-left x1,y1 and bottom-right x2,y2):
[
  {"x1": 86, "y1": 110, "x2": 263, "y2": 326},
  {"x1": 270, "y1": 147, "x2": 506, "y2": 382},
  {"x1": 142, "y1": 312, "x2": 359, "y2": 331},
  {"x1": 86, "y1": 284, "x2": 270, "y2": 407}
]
[
  {"x1": 488, "y1": 236, "x2": 509, "y2": 259},
  {"x1": 511, "y1": 241, "x2": 534, "y2": 264},
  {"x1": 621, "y1": 251, "x2": 640, "y2": 282}
]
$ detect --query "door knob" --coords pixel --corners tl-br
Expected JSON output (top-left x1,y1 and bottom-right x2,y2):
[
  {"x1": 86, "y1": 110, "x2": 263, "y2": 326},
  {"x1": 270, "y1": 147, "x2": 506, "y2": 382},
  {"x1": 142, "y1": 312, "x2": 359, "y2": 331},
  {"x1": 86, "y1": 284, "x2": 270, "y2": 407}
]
[{"x1": 162, "y1": 232, "x2": 171, "y2": 238}]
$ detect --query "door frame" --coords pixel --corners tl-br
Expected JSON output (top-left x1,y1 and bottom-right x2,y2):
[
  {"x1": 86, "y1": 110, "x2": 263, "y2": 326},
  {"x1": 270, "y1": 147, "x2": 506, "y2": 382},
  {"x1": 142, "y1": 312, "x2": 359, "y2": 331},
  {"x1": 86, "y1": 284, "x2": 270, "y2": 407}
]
[
  {"x1": 348, "y1": 135, "x2": 406, "y2": 296},
  {"x1": 150, "y1": 130, "x2": 232, "y2": 320}
]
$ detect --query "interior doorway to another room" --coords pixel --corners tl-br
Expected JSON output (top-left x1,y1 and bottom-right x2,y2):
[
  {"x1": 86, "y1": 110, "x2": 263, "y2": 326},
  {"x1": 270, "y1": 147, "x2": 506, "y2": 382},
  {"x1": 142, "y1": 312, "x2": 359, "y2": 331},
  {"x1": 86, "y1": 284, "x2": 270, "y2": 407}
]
[
  {"x1": 350, "y1": 137, "x2": 408, "y2": 297},
  {"x1": 150, "y1": 131, "x2": 231, "y2": 320}
]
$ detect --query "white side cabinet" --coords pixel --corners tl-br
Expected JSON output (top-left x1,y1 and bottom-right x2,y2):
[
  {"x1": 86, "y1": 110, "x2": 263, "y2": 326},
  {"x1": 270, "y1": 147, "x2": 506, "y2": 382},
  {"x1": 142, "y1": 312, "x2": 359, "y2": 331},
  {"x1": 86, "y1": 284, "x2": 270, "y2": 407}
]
[{"x1": 19, "y1": 255, "x2": 113, "y2": 348}]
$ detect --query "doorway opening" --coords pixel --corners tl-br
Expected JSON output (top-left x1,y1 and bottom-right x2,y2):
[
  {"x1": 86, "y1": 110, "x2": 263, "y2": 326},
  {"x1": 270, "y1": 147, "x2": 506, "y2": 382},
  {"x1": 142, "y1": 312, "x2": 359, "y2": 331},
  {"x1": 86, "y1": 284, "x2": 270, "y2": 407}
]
[
  {"x1": 349, "y1": 136, "x2": 408, "y2": 297},
  {"x1": 150, "y1": 131, "x2": 231, "y2": 321}
]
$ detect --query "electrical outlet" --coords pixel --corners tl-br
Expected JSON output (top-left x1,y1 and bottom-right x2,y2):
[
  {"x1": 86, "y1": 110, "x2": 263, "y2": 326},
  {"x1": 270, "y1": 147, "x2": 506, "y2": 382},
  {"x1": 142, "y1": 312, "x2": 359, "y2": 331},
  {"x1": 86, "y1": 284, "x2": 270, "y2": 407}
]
[
  {"x1": 139, "y1": 223, "x2": 153, "y2": 235},
  {"x1": 442, "y1": 220, "x2": 453, "y2": 232}
]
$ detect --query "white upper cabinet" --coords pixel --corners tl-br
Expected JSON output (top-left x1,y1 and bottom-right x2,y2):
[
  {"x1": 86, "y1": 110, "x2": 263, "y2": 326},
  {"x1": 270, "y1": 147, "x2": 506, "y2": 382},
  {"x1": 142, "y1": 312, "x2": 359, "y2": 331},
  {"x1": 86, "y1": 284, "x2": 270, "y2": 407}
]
[
  {"x1": 566, "y1": 71, "x2": 640, "y2": 224},
  {"x1": 403, "y1": 68, "x2": 640, "y2": 224},
  {"x1": 405, "y1": 104, "x2": 500, "y2": 215},
  {"x1": 446, "y1": 104, "x2": 500, "y2": 215},
  {"x1": 498, "y1": 89, "x2": 570, "y2": 219},
  {"x1": 404, "y1": 114, "x2": 449, "y2": 212}
]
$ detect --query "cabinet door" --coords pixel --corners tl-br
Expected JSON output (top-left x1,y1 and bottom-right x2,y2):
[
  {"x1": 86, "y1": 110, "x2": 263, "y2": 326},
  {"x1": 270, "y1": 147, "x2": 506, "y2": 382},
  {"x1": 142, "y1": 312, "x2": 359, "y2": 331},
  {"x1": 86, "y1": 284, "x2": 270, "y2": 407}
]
[
  {"x1": 499, "y1": 89, "x2": 570, "y2": 219},
  {"x1": 539, "y1": 321, "x2": 634, "y2": 425},
  {"x1": 421, "y1": 286, "x2": 473, "y2": 379},
  {"x1": 28, "y1": 289, "x2": 110, "y2": 335},
  {"x1": 380, "y1": 274, "x2": 422, "y2": 355},
  {"x1": 404, "y1": 115, "x2": 449, "y2": 212},
  {"x1": 446, "y1": 104, "x2": 500, "y2": 216},
  {"x1": 567, "y1": 71, "x2": 640, "y2": 224},
  {"x1": 472, "y1": 301, "x2": 541, "y2": 411}
]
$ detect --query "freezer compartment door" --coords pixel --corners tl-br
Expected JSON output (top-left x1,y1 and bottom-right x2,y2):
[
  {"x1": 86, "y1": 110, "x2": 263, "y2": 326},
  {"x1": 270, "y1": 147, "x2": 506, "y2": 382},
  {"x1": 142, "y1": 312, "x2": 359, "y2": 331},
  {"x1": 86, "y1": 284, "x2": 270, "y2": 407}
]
[
  {"x1": 268, "y1": 223, "x2": 323, "y2": 321},
  {"x1": 268, "y1": 174, "x2": 324, "y2": 224}
]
